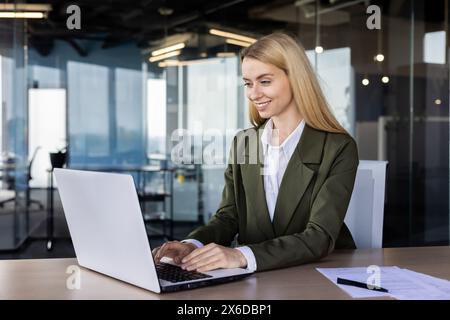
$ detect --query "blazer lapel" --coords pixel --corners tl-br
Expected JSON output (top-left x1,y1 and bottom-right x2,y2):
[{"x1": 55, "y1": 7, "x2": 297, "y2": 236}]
[
  {"x1": 242, "y1": 121, "x2": 275, "y2": 239},
  {"x1": 272, "y1": 125, "x2": 326, "y2": 237},
  {"x1": 246, "y1": 159, "x2": 275, "y2": 239}
]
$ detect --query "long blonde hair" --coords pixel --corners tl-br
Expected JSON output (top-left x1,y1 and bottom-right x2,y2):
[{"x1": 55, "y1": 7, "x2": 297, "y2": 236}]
[{"x1": 240, "y1": 32, "x2": 346, "y2": 134}]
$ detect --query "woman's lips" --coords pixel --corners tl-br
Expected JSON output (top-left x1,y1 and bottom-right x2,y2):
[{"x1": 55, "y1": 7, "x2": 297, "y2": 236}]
[{"x1": 255, "y1": 100, "x2": 271, "y2": 111}]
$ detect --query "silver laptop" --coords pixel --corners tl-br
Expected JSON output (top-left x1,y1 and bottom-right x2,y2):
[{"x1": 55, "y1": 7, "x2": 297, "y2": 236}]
[{"x1": 53, "y1": 168, "x2": 253, "y2": 293}]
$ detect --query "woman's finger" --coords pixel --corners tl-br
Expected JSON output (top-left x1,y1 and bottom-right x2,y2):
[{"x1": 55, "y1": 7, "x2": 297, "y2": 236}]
[
  {"x1": 182, "y1": 243, "x2": 216, "y2": 263},
  {"x1": 151, "y1": 246, "x2": 160, "y2": 257},
  {"x1": 185, "y1": 254, "x2": 222, "y2": 271},
  {"x1": 182, "y1": 248, "x2": 220, "y2": 269},
  {"x1": 173, "y1": 248, "x2": 194, "y2": 264},
  {"x1": 155, "y1": 242, "x2": 176, "y2": 262},
  {"x1": 154, "y1": 243, "x2": 168, "y2": 260},
  {"x1": 197, "y1": 260, "x2": 224, "y2": 273}
]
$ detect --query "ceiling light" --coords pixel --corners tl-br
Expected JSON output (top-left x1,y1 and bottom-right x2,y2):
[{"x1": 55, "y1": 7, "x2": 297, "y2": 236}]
[
  {"x1": 216, "y1": 52, "x2": 236, "y2": 58},
  {"x1": 209, "y1": 29, "x2": 256, "y2": 44},
  {"x1": 0, "y1": 3, "x2": 51, "y2": 19},
  {"x1": 158, "y1": 58, "x2": 218, "y2": 67},
  {"x1": 149, "y1": 50, "x2": 181, "y2": 62},
  {"x1": 435, "y1": 99, "x2": 442, "y2": 105},
  {"x1": 158, "y1": 60, "x2": 181, "y2": 67},
  {"x1": 362, "y1": 78, "x2": 369, "y2": 86},
  {"x1": 381, "y1": 76, "x2": 389, "y2": 83},
  {"x1": 375, "y1": 54, "x2": 385, "y2": 62},
  {"x1": 158, "y1": 7, "x2": 174, "y2": 16},
  {"x1": 0, "y1": 11, "x2": 46, "y2": 19},
  {"x1": 226, "y1": 39, "x2": 252, "y2": 47},
  {"x1": 315, "y1": 46, "x2": 324, "y2": 54},
  {"x1": 0, "y1": 4, "x2": 51, "y2": 11},
  {"x1": 151, "y1": 43, "x2": 185, "y2": 57}
]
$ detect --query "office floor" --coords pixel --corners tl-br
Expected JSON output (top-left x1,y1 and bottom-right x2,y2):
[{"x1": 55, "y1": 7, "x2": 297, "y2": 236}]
[{"x1": 0, "y1": 189, "x2": 201, "y2": 260}]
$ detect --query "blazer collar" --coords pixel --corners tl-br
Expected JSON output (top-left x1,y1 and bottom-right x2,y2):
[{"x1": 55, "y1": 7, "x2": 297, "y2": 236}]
[
  {"x1": 257, "y1": 119, "x2": 325, "y2": 164},
  {"x1": 295, "y1": 124, "x2": 325, "y2": 164},
  {"x1": 260, "y1": 118, "x2": 305, "y2": 159}
]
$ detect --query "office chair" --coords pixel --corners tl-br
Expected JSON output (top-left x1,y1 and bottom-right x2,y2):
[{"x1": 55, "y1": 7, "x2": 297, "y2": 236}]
[
  {"x1": 26, "y1": 147, "x2": 45, "y2": 209},
  {"x1": 344, "y1": 160, "x2": 388, "y2": 249},
  {"x1": 0, "y1": 156, "x2": 17, "y2": 208},
  {"x1": 0, "y1": 147, "x2": 44, "y2": 209},
  {"x1": 0, "y1": 186, "x2": 15, "y2": 208}
]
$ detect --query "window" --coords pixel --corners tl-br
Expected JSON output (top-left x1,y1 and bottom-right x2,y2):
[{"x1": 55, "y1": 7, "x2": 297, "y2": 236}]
[
  {"x1": 28, "y1": 88, "x2": 66, "y2": 187},
  {"x1": 147, "y1": 78, "x2": 167, "y2": 156},
  {"x1": 307, "y1": 47, "x2": 353, "y2": 134},
  {"x1": 424, "y1": 31, "x2": 446, "y2": 64}
]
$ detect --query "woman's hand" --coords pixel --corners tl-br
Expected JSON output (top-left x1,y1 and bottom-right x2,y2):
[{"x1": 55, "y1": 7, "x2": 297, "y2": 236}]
[
  {"x1": 152, "y1": 241, "x2": 197, "y2": 265},
  {"x1": 181, "y1": 243, "x2": 247, "y2": 272}
]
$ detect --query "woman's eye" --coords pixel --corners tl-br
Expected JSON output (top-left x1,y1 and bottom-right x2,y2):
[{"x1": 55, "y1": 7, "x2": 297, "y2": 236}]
[
  {"x1": 243, "y1": 83, "x2": 251, "y2": 87},
  {"x1": 261, "y1": 80, "x2": 271, "y2": 85}
]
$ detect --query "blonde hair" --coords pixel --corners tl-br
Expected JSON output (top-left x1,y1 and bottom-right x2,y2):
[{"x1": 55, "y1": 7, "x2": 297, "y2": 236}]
[{"x1": 240, "y1": 32, "x2": 346, "y2": 134}]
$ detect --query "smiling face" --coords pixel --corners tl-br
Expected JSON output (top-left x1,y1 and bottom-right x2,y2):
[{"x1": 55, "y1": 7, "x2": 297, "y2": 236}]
[{"x1": 242, "y1": 57, "x2": 296, "y2": 120}]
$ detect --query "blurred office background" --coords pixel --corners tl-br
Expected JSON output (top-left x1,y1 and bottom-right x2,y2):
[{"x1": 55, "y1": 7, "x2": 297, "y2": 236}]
[{"x1": 0, "y1": 0, "x2": 448, "y2": 258}]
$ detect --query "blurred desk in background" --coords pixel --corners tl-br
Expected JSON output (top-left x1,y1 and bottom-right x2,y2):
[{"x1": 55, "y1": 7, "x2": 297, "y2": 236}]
[{"x1": 46, "y1": 165, "x2": 175, "y2": 250}]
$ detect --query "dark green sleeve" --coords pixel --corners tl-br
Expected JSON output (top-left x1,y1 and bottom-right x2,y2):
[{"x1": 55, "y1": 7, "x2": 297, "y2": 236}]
[{"x1": 247, "y1": 138, "x2": 359, "y2": 272}]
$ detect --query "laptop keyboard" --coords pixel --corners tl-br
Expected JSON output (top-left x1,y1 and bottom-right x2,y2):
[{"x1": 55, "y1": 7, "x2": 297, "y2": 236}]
[{"x1": 156, "y1": 262, "x2": 213, "y2": 283}]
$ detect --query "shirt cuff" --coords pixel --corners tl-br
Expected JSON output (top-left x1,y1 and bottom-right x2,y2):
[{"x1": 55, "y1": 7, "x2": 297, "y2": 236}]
[
  {"x1": 235, "y1": 246, "x2": 257, "y2": 272},
  {"x1": 181, "y1": 239, "x2": 204, "y2": 248}
]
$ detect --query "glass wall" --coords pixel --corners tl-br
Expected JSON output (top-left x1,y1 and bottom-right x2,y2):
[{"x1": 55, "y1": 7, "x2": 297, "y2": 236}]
[
  {"x1": 0, "y1": 36, "x2": 149, "y2": 250},
  {"x1": 67, "y1": 60, "x2": 145, "y2": 166},
  {"x1": 28, "y1": 40, "x2": 147, "y2": 169},
  {"x1": 287, "y1": 0, "x2": 449, "y2": 246},
  {"x1": 0, "y1": 14, "x2": 29, "y2": 250}
]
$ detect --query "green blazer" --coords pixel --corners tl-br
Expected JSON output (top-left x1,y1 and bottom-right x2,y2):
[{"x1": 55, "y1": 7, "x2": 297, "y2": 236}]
[{"x1": 187, "y1": 121, "x2": 359, "y2": 272}]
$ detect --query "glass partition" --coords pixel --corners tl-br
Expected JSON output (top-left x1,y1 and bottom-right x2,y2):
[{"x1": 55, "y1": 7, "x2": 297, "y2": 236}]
[{"x1": 0, "y1": 15, "x2": 29, "y2": 250}]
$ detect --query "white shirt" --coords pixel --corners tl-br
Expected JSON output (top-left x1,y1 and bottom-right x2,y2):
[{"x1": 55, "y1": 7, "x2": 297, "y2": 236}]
[
  {"x1": 185, "y1": 118, "x2": 305, "y2": 272},
  {"x1": 261, "y1": 118, "x2": 306, "y2": 221}
]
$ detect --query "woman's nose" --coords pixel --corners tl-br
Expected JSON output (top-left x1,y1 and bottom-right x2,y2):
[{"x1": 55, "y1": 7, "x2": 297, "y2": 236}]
[{"x1": 248, "y1": 85, "x2": 263, "y2": 100}]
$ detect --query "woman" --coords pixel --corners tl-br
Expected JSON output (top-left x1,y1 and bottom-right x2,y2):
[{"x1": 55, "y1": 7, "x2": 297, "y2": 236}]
[{"x1": 154, "y1": 32, "x2": 358, "y2": 273}]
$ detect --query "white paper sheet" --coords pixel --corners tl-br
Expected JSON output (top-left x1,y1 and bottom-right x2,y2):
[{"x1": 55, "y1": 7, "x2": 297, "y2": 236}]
[{"x1": 316, "y1": 266, "x2": 450, "y2": 300}]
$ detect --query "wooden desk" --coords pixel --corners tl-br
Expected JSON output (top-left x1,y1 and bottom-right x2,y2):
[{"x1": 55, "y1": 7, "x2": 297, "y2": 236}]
[{"x1": 1, "y1": 246, "x2": 449, "y2": 299}]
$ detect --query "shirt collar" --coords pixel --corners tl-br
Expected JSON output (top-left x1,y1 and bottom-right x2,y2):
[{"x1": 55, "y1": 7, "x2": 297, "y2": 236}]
[{"x1": 260, "y1": 118, "x2": 305, "y2": 158}]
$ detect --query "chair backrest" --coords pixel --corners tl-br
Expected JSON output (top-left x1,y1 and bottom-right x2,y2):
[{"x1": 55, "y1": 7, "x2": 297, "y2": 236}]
[
  {"x1": 344, "y1": 160, "x2": 388, "y2": 249},
  {"x1": 28, "y1": 146, "x2": 42, "y2": 180},
  {"x1": 0, "y1": 154, "x2": 16, "y2": 190}
]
